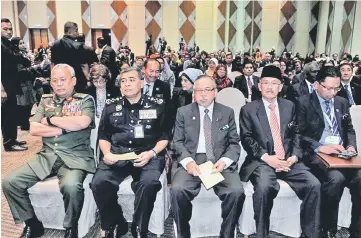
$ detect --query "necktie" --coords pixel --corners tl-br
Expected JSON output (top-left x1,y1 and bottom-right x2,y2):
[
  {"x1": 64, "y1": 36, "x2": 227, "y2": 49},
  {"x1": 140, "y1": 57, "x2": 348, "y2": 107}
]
[
  {"x1": 204, "y1": 109, "x2": 215, "y2": 162},
  {"x1": 324, "y1": 101, "x2": 343, "y2": 144},
  {"x1": 310, "y1": 84, "x2": 315, "y2": 93},
  {"x1": 268, "y1": 103, "x2": 285, "y2": 159},
  {"x1": 144, "y1": 84, "x2": 151, "y2": 96},
  {"x1": 247, "y1": 76, "x2": 253, "y2": 89},
  {"x1": 344, "y1": 85, "x2": 355, "y2": 106}
]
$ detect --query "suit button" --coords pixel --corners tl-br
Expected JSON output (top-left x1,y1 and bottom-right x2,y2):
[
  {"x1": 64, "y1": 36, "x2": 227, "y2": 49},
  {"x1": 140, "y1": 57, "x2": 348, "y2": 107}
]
[
  {"x1": 131, "y1": 120, "x2": 134, "y2": 123},
  {"x1": 129, "y1": 141, "x2": 132, "y2": 144},
  {"x1": 128, "y1": 148, "x2": 131, "y2": 151},
  {"x1": 131, "y1": 110, "x2": 134, "y2": 113},
  {"x1": 131, "y1": 130, "x2": 133, "y2": 133}
]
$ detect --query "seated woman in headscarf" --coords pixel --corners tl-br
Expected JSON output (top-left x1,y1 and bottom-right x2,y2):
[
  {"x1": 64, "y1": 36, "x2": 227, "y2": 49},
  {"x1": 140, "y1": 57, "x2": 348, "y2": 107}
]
[
  {"x1": 85, "y1": 63, "x2": 120, "y2": 119},
  {"x1": 170, "y1": 68, "x2": 203, "y2": 128},
  {"x1": 213, "y1": 64, "x2": 233, "y2": 92},
  {"x1": 205, "y1": 58, "x2": 218, "y2": 77}
]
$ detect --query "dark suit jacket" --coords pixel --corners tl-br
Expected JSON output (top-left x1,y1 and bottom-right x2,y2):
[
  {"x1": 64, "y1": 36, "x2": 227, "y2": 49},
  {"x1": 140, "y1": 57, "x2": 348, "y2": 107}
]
[
  {"x1": 336, "y1": 82, "x2": 361, "y2": 106},
  {"x1": 296, "y1": 92, "x2": 357, "y2": 156},
  {"x1": 100, "y1": 45, "x2": 119, "y2": 80},
  {"x1": 291, "y1": 72, "x2": 305, "y2": 85},
  {"x1": 286, "y1": 79, "x2": 310, "y2": 103},
  {"x1": 143, "y1": 79, "x2": 171, "y2": 104},
  {"x1": 239, "y1": 98, "x2": 303, "y2": 181},
  {"x1": 233, "y1": 75, "x2": 260, "y2": 99},
  {"x1": 172, "y1": 102, "x2": 241, "y2": 171}
]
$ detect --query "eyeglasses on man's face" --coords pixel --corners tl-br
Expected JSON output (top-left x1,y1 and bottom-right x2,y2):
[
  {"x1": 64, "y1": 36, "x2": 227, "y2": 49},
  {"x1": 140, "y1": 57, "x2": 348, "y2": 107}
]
[
  {"x1": 194, "y1": 88, "x2": 215, "y2": 93},
  {"x1": 261, "y1": 82, "x2": 283, "y2": 87},
  {"x1": 319, "y1": 83, "x2": 341, "y2": 92}
]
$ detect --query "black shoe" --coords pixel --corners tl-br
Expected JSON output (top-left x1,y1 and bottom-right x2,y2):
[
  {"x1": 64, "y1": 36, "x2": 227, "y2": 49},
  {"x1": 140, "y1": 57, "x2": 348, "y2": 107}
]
[
  {"x1": 131, "y1": 223, "x2": 147, "y2": 238},
  {"x1": 15, "y1": 140, "x2": 27, "y2": 146},
  {"x1": 105, "y1": 221, "x2": 128, "y2": 238},
  {"x1": 323, "y1": 230, "x2": 336, "y2": 238},
  {"x1": 20, "y1": 224, "x2": 44, "y2": 238},
  {"x1": 64, "y1": 226, "x2": 78, "y2": 238},
  {"x1": 4, "y1": 144, "x2": 28, "y2": 152}
]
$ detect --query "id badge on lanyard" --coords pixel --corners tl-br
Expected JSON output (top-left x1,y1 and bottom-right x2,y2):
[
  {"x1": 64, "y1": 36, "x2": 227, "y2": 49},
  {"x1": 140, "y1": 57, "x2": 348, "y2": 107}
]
[{"x1": 322, "y1": 111, "x2": 340, "y2": 145}]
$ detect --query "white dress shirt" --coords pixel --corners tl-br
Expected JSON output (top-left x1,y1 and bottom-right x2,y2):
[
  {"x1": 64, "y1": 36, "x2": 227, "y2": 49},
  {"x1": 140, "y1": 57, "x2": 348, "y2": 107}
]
[
  {"x1": 260, "y1": 98, "x2": 280, "y2": 161},
  {"x1": 180, "y1": 102, "x2": 234, "y2": 170},
  {"x1": 305, "y1": 79, "x2": 314, "y2": 93},
  {"x1": 143, "y1": 81, "x2": 154, "y2": 96}
]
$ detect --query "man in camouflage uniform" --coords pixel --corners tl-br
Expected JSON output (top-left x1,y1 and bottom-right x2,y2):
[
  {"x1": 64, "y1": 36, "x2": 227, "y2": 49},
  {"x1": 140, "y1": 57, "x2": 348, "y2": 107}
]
[
  {"x1": 90, "y1": 67, "x2": 170, "y2": 238},
  {"x1": 2, "y1": 64, "x2": 95, "y2": 238}
]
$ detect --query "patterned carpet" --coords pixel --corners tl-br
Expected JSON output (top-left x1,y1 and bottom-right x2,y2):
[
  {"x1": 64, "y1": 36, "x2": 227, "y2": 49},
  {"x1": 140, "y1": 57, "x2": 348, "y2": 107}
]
[{"x1": 1, "y1": 130, "x2": 349, "y2": 238}]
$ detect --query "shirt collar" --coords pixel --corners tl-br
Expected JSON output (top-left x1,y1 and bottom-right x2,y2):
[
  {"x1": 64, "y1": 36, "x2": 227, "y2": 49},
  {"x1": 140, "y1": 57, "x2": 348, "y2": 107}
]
[
  {"x1": 315, "y1": 91, "x2": 334, "y2": 105},
  {"x1": 305, "y1": 79, "x2": 313, "y2": 87},
  {"x1": 199, "y1": 101, "x2": 214, "y2": 115},
  {"x1": 123, "y1": 94, "x2": 145, "y2": 108},
  {"x1": 262, "y1": 97, "x2": 278, "y2": 109},
  {"x1": 341, "y1": 81, "x2": 350, "y2": 87},
  {"x1": 102, "y1": 45, "x2": 107, "y2": 51}
]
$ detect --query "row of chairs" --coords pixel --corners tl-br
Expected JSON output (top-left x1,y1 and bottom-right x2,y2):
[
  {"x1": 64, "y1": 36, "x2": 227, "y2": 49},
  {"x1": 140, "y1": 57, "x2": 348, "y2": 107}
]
[{"x1": 27, "y1": 88, "x2": 359, "y2": 237}]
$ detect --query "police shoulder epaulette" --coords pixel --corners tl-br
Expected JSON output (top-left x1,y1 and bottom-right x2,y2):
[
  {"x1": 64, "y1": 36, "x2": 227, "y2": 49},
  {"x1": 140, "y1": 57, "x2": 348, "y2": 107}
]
[
  {"x1": 106, "y1": 97, "x2": 122, "y2": 105},
  {"x1": 41, "y1": 94, "x2": 53, "y2": 98},
  {"x1": 73, "y1": 93, "x2": 89, "y2": 99},
  {"x1": 148, "y1": 96, "x2": 164, "y2": 105}
]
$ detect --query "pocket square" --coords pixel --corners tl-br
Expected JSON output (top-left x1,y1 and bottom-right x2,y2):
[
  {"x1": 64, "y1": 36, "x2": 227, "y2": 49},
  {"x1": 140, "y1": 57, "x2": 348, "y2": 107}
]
[
  {"x1": 220, "y1": 124, "x2": 229, "y2": 131},
  {"x1": 342, "y1": 113, "x2": 350, "y2": 120},
  {"x1": 287, "y1": 121, "x2": 295, "y2": 128}
]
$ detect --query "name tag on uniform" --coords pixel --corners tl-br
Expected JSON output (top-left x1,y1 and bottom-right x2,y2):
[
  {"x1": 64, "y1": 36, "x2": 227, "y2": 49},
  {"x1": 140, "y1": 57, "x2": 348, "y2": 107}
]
[
  {"x1": 139, "y1": 110, "x2": 157, "y2": 119},
  {"x1": 325, "y1": 136, "x2": 340, "y2": 145},
  {"x1": 134, "y1": 124, "x2": 145, "y2": 138}
]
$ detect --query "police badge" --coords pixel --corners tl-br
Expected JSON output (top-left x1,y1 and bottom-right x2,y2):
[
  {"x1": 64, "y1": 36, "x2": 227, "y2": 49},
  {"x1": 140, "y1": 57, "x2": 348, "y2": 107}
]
[{"x1": 116, "y1": 105, "x2": 122, "y2": 111}]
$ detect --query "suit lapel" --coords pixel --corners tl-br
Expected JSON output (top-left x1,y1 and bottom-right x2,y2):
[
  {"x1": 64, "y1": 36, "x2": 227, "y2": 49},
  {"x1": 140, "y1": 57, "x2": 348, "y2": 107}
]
[
  {"x1": 277, "y1": 99, "x2": 288, "y2": 141},
  {"x1": 333, "y1": 98, "x2": 343, "y2": 136},
  {"x1": 310, "y1": 92, "x2": 324, "y2": 121},
  {"x1": 301, "y1": 80, "x2": 309, "y2": 95},
  {"x1": 190, "y1": 103, "x2": 201, "y2": 148},
  {"x1": 256, "y1": 100, "x2": 273, "y2": 143},
  {"x1": 152, "y1": 80, "x2": 160, "y2": 97},
  {"x1": 211, "y1": 103, "x2": 222, "y2": 148}
]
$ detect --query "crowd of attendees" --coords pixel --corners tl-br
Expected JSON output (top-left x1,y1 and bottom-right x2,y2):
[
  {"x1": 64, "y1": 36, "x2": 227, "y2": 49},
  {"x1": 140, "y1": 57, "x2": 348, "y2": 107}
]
[{"x1": 2, "y1": 18, "x2": 361, "y2": 238}]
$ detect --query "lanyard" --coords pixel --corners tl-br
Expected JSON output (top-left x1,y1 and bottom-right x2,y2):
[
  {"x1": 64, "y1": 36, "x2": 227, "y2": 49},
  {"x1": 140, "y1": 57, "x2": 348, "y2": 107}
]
[{"x1": 322, "y1": 110, "x2": 335, "y2": 135}]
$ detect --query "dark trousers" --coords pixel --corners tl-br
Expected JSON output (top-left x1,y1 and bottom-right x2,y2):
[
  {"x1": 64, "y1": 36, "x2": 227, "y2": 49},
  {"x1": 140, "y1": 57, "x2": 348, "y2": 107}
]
[
  {"x1": 1, "y1": 95, "x2": 18, "y2": 148},
  {"x1": 90, "y1": 157, "x2": 164, "y2": 232},
  {"x1": 249, "y1": 163, "x2": 322, "y2": 238},
  {"x1": 17, "y1": 105, "x2": 33, "y2": 130},
  {"x1": 171, "y1": 154, "x2": 245, "y2": 238},
  {"x1": 2, "y1": 158, "x2": 87, "y2": 227},
  {"x1": 306, "y1": 154, "x2": 361, "y2": 237}
]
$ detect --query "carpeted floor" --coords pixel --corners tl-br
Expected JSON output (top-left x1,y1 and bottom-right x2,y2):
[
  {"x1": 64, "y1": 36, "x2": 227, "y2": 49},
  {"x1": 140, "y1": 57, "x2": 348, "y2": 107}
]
[{"x1": 1, "y1": 131, "x2": 350, "y2": 238}]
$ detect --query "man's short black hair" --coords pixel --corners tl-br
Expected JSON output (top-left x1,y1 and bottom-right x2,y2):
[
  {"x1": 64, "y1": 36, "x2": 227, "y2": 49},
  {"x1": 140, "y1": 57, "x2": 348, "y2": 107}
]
[
  {"x1": 64, "y1": 21, "x2": 78, "y2": 34},
  {"x1": 1, "y1": 18, "x2": 11, "y2": 23},
  {"x1": 316, "y1": 66, "x2": 341, "y2": 83},
  {"x1": 144, "y1": 58, "x2": 161, "y2": 70},
  {"x1": 242, "y1": 60, "x2": 253, "y2": 69},
  {"x1": 97, "y1": 37, "x2": 105, "y2": 44}
]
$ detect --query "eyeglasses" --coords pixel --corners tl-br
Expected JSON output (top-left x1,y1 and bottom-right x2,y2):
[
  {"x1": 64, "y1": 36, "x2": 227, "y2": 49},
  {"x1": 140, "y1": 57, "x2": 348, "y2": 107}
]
[
  {"x1": 319, "y1": 83, "x2": 341, "y2": 92},
  {"x1": 194, "y1": 88, "x2": 215, "y2": 93},
  {"x1": 261, "y1": 82, "x2": 283, "y2": 87},
  {"x1": 92, "y1": 78, "x2": 106, "y2": 83}
]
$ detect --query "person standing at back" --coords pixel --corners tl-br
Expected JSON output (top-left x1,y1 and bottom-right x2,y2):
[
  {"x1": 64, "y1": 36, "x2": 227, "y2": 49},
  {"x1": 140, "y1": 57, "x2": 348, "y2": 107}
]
[{"x1": 51, "y1": 21, "x2": 88, "y2": 93}]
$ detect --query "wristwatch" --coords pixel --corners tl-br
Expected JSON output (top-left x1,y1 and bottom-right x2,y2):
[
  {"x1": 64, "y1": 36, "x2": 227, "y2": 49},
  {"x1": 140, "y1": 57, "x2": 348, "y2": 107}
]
[{"x1": 151, "y1": 149, "x2": 157, "y2": 158}]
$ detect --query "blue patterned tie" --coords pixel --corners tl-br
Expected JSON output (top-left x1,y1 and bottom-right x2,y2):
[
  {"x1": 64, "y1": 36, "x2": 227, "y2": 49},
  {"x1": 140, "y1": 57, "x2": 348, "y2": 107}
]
[
  {"x1": 325, "y1": 101, "x2": 343, "y2": 144},
  {"x1": 344, "y1": 85, "x2": 355, "y2": 106},
  {"x1": 204, "y1": 109, "x2": 215, "y2": 162},
  {"x1": 144, "y1": 84, "x2": 151, "y2": 96}
]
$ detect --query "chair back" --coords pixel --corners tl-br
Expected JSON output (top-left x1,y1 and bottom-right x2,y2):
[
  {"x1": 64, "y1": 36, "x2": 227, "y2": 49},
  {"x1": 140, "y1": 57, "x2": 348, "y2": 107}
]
[
  {"x1": 350, "y1": 105, "x2": 361, "y2": 152},
  {"x1": 228, "y1": 71, "x2": 242, "y2": 83},
  {"x1": 215, "y1": 87, "x2": 246, "y2": 133}
]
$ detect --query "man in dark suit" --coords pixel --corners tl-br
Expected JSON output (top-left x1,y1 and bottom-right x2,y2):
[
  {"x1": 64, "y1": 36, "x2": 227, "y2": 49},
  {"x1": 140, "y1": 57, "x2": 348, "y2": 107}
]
[
  {"x1": 171, "y1": 75, "x2": 245, "y2": 238},
  {"x1": 296, "y1": 66, "x2": 360, "y2": 238},
  {"x1": 239, "y1": 65, "x2": 321, "y2": 238},
  {"x1": 51, "y1": 22, "x2": 89, "y2": 93},
  {"x1": 259, "y1": 52, "x2": 272, "y2": 67},
  {"x1": 337, "y1": 62, "x2": 361, "y2": 106},
  {"x1": 142, "y1": 59, "x2": 171, "y2": 105},
  {"x1": 233, "y1": 61, "x2": 260, "y2": 102},
  {"x1": 1, "y1": 18, "x2": 27, "y2": 151},
  {"x1": 97, "y1": 37, "x2": 119, "y2": 86},
  {"x1": 287, "y1": 61, "x2": 320, "y2": 103}
]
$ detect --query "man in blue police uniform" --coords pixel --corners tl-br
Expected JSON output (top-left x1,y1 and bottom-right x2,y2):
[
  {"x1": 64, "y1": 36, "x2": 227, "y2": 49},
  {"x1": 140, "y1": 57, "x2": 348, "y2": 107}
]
[{"x1": 90, "y1": 67, "x2": 170, "y2": 238}]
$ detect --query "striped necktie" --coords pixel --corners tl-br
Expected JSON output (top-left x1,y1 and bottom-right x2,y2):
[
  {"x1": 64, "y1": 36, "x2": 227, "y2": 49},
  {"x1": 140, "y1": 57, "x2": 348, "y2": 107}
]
[
  {"x1": 344, "y1": 85, "x2": 355, "y2": 106},
  {"x1": 324, "y1": 101, "x2": 343, "y2": 144},
  {"x1": 204, "y1": 109, "x2": 215, "y2": 162}
]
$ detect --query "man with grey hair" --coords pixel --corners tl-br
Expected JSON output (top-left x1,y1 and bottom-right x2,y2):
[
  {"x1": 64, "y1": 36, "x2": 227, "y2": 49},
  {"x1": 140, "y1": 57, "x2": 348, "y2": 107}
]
[
  {"x1": 2, "y1": 64, "x2": 96, "y2": 238},
  {"x1": 90, "y1": 67, "x2": 171, "y2": 238},
  {"x1": 287, "y1": 61, "x2": 320, "y2": 103}
]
